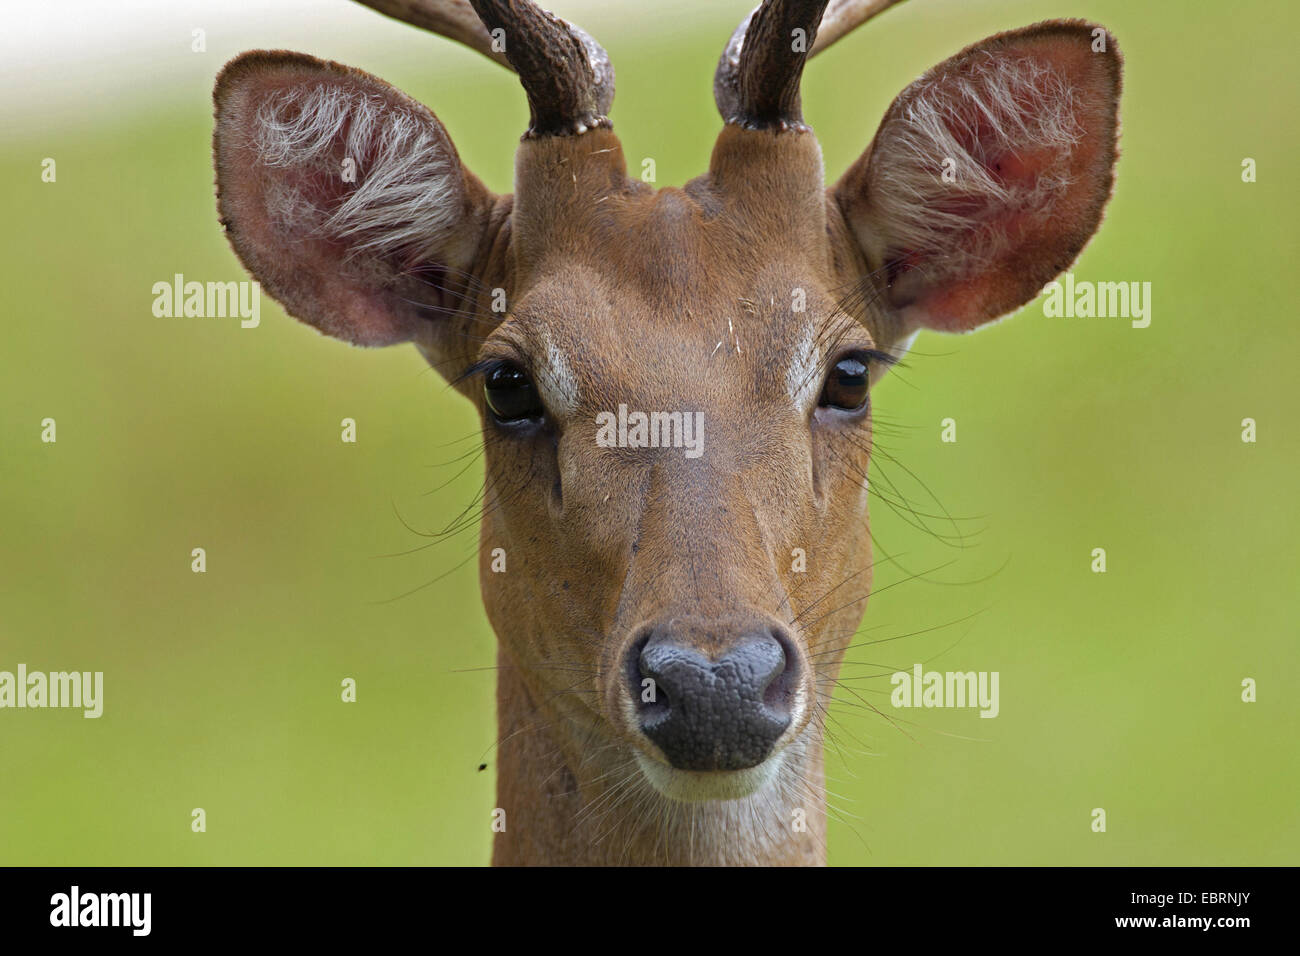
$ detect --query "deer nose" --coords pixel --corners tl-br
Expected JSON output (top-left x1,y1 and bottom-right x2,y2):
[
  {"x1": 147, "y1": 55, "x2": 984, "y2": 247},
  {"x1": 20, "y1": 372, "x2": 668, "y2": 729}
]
[{"x1": 630, "y1": 625, "x2": 796, "y2": 772}]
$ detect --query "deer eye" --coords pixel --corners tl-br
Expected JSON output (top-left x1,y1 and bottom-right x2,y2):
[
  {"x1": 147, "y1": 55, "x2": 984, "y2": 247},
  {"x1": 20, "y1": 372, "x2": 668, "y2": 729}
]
[
  {"x1": 484, "y1": 362, "x2": 544, "y2": 423},
  {"x1": 819, "y1": 353, "x2": 871, "y2": 411}
]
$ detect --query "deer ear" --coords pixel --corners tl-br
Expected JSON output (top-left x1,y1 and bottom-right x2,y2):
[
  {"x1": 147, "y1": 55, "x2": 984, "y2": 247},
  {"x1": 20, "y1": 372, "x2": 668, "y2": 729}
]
[
  {"x1": 833, "y1": 21, "x2": 1121, "y2": 335},
  {"x1": 213, "y1": 51, "x2": 496, "y2": 347}
]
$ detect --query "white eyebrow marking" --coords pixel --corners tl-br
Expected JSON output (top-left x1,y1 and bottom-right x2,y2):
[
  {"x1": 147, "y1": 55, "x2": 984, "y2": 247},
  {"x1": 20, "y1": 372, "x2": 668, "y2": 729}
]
[
  {"x1": 538, "y1": 332, "x2": 579, "y2": 417},
  {"x1": 786, "y1": 321, "x2": 821, "y2": 408}
]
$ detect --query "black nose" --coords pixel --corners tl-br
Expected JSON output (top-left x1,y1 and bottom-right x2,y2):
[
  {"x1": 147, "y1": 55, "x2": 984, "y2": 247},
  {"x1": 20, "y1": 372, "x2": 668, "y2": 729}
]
[{"x1": 630, "y1": 626, "x2": 796, "y2": 772}]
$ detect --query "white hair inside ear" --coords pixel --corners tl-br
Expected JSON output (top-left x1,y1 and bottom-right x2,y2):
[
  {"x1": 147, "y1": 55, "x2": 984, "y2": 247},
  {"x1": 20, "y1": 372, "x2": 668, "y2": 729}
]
[{"x1": 255, "y1": 83, "x2": 462, "y2": 264}]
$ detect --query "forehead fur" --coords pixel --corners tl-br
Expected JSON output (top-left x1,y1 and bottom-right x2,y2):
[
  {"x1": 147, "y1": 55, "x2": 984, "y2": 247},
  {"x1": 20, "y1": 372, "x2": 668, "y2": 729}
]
[{"x1": 497, "y1": 265, "x2": 868, "y2": 418}]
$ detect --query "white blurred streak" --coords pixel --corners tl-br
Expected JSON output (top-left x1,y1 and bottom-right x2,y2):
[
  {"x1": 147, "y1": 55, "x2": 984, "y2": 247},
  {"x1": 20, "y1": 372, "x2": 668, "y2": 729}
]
[{"x1": 2, "y1": 0, "x2": 721, "y2": 130}]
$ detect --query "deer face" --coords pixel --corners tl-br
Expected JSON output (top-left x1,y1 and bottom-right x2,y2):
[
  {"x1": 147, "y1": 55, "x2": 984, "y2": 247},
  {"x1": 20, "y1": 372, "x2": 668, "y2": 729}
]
[
  {"x1": 214, "y1": 1, "x2": 1120, "y2": 816},
  {"x1": 465, "y1": 128, "x2": 890, "y2": 798}
]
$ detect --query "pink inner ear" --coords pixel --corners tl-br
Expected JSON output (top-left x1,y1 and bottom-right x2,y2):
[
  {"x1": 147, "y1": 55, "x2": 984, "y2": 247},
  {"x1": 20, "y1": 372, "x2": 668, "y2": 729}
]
[
  {"x1": 214, "y1": 52, "x2": 477, "y2": 347},
  {"x1": 852, "y1": 23, "x2": 1121, "y2": 334},
  {"x1": 916, "y1": 143, "x2": 1071, "y2": 333}
]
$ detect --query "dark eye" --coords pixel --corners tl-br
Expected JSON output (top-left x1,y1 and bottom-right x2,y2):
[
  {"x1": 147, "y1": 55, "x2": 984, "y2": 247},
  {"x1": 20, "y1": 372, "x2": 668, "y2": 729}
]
[
  {"x1": 819, "y1": 353, "x2": 871, "y2": 412},
  {"x1": 484, "y1": 362, "x2": 544, "y2": 423}
]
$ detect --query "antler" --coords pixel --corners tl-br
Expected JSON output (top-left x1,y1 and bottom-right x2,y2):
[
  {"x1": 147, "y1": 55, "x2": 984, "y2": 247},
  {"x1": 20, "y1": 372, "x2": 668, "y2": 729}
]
[
  {"x1": 810, "y1": 0, "x2": 908, "y2": 55},
  {"x1": 353, "y1": 0, "x2": 508, "y2": 67},
  {"x1": 714, "y1": 0, "x2": 908, "y2": 128},
  {"x1": 353, "y1": 0, "x2": 614, "y2": 136}
]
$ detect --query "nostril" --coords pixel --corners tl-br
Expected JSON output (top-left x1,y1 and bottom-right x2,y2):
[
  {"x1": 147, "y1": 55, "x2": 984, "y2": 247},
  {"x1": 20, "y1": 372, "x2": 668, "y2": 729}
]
[
  {"x1": 626, "y1": 629, "x2": 668, "y2": 720},
  {"x1": 762, "y1": 627, "x2": 800, "y2": 716}
]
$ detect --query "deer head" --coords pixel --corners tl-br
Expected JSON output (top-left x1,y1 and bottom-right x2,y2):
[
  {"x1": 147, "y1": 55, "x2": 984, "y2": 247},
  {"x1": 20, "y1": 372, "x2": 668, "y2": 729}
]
[{"x1": 213, "y1": 0, "x2": 1121, "y2": 865}]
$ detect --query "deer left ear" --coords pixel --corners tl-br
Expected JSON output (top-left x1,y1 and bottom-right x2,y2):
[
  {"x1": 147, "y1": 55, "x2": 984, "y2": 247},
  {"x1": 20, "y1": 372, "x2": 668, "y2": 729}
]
[
  {"x1": 213, "y1": 51, "x2": 497, "y2": 349},
  {"x1": 833, "y1": 20, "x2": 1122, "y2": 336}
]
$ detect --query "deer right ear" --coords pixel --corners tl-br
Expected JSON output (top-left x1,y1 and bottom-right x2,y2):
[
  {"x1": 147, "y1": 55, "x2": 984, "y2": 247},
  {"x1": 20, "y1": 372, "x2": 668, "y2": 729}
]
[
  {"x1": 833, "y1": 21, "x2": 1122, "y2": 340},
  {"x1": 213, "y1": 51, "x2": 497, "y2": 347}
]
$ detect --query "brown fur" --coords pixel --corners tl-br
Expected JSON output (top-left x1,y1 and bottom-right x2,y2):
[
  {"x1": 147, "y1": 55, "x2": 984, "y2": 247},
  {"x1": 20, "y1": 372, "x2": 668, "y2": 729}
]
[{"x1": 212, "y1": 17, "x2": 1122, "y2": 866}]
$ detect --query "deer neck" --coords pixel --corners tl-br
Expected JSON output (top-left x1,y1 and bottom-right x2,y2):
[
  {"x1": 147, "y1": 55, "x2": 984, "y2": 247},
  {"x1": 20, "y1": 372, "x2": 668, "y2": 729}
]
[{"x1": 490, "y1": 649, "x2": 827, "y2": 866}]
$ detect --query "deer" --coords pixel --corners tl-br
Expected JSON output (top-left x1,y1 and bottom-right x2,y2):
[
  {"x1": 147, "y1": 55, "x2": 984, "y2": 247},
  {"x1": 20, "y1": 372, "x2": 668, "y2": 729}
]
[{"x1": 212, "y1": 0, "x2": 1121, "y2": 865}]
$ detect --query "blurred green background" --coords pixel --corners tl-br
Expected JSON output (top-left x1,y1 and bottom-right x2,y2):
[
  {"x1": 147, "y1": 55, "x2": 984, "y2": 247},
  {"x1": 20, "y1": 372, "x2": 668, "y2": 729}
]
[{"x1": 2, "y1": 0, "x2": 1296, "y2": 865}]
